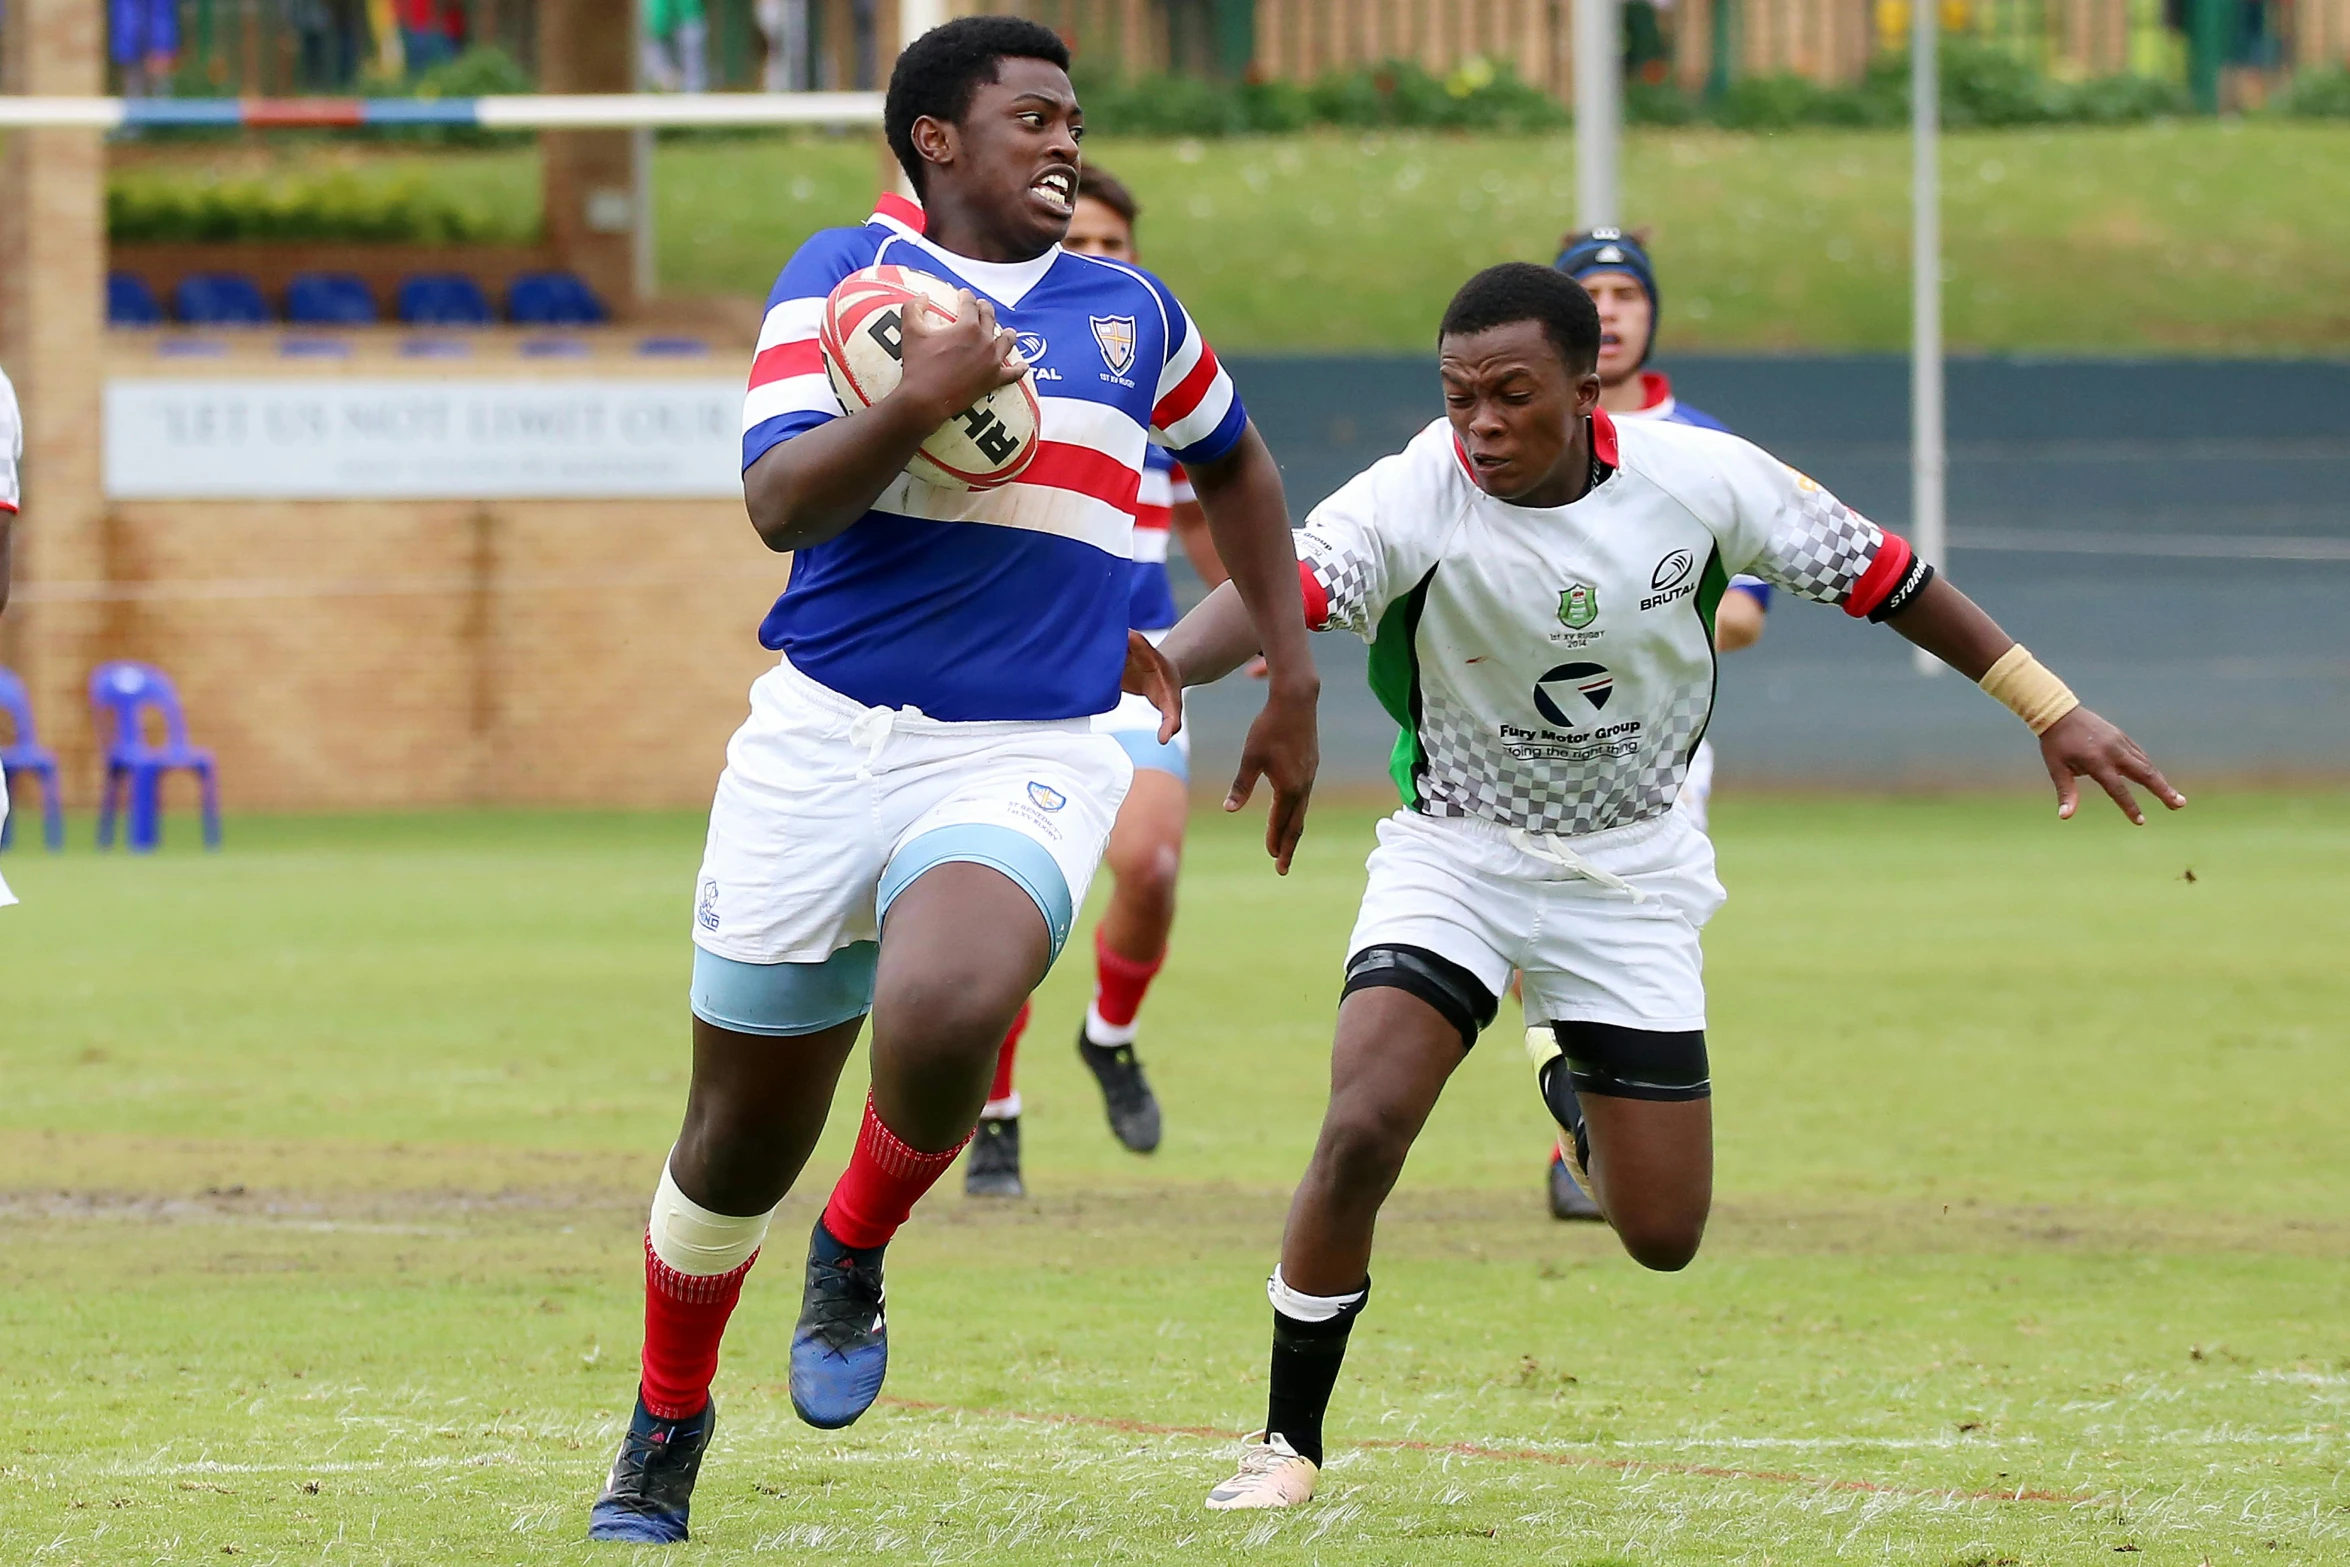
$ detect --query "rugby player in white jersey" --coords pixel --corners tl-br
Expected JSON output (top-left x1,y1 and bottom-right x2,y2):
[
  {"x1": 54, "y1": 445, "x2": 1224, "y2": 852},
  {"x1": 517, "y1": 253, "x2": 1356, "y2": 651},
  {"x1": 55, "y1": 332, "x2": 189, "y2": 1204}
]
[
  {"x1": 969, "y1": 166, "x2": 1230, "y2": 1195},
  {"x1": 585, "y1": 18, "x2": 1319, "y2": 1543},
  {"x1": 1157, "y1": 264, "x2": 2180, "y2": 1509},
  {"x1": 1545, "y1": 226, "x2": 1767, "y2": 1219}
]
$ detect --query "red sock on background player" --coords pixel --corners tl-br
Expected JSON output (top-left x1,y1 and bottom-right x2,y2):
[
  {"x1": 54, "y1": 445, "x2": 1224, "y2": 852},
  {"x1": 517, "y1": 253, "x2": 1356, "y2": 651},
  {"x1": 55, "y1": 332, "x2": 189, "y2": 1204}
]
[
  {"x1": 984, "y1": 1001, "x2": 1028, "y2": 1119},
  {"x1": 1085, "y1": 926, "x2": 1164, "y2": 1045}
]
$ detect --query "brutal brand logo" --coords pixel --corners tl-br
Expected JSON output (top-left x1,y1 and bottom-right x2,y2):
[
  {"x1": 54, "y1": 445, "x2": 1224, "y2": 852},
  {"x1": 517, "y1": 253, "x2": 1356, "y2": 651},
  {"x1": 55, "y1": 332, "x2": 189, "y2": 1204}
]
[
  {"x1": 1532, "y1": 662, "x2": 1615, "y2": 728},
  {"x1": 1558, "y1": 582, "x2": 1599, "y2": 630},
  {"x1": 696, "y1": 878, "x2": 721, "y2": 932},
  {"x1": 1026, "y1": 781, "x2": 1068, "y2": 812},
  {"x1": 1014, "y1": 331, "x2": 1049, "y2": 363},
  {"x1": 1651, "y1": 550, "x2": 1694, "y2": 592},
  {"x1": 1090, "y1": 315, "x2": 1137, "y2": 375}
]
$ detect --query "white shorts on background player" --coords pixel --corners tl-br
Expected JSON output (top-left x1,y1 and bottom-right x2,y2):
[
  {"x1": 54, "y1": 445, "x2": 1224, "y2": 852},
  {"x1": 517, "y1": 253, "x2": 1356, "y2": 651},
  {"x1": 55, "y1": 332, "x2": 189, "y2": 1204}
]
[
  {"x1": 692, "y1": 654, "x2": 1133, "y2": 1009},
  {"x1": 1351, "y1": 807, "x2": 1725, "y2": 1033}
]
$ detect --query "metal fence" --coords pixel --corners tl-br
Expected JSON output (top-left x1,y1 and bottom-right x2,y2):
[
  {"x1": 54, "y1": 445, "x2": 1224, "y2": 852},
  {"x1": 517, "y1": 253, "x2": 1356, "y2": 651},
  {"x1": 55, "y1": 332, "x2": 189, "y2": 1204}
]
[{"x1": 54, "y1": 0, "x2": 2350, "y2": 106}]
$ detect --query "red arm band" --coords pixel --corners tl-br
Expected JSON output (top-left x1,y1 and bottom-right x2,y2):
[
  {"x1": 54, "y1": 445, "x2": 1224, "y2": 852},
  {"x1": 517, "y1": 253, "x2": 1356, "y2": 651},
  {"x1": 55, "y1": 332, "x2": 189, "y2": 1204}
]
[
  {"x1": 1298, "y1": 559, "x2": 1330, "y2": 631},
  {"x1": 1843, "y1": 530, "x2": 1915, "y2": 619}
]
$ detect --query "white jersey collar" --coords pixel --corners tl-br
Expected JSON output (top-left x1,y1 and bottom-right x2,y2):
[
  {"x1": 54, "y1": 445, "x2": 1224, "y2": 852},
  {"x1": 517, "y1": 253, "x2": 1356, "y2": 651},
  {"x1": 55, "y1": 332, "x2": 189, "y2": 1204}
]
[{"x1": 897, "y1": 231, "x2": 1062, "y2": 307}]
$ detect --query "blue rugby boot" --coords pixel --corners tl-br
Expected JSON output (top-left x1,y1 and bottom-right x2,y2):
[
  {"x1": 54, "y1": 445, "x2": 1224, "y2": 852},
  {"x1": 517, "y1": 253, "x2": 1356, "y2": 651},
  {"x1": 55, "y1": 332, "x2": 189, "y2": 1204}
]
[
  {"x1": 789, "y1": 1220, "x2": 889, "y2": 1429},
  {"x1": 587, "y1": 1393, "x2": 715, "y2": 1543}
]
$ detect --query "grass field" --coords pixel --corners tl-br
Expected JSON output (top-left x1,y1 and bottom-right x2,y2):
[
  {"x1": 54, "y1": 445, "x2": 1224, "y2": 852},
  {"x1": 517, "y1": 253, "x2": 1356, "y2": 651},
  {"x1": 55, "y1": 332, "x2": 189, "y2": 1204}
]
[
  {"x1": 3, "y1": 792, "x2": 2346, "y2": 1564},
  {"x1": 113, "y1": 121, "x2": 2350, "y2": 355}
]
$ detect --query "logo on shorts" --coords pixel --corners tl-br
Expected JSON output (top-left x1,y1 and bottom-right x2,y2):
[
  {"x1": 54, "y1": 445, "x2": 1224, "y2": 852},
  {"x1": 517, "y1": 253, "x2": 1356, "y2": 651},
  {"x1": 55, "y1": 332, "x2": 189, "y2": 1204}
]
[
  {"x1": 1533, "y1": 662, "x2": 1614, "y2": 727},
  {"x1": 1090, "y1": 315, "x2": 1137, "y2": 376},
  {"x1": 1026, "y1": 781, "x2": 1068, "y2": 812},
  {"x1": 1558, "y1": 581, "x2": 1599, "y2": 630},
  {"x1": 697, "y1": 878, "x2": 721, "y2": 932}
]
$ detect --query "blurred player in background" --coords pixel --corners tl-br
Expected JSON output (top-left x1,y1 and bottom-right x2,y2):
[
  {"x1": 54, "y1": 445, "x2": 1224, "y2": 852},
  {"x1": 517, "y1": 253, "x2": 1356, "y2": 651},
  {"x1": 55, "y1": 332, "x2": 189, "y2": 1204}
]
[
  {"x1": 1164, "y1": 264, "x2": 2180, "y2": 1509},
  {"x1": 968, "y1": 167, "x2": 1232, "y2": 1196},
  {"x1": 1543, "y1": 227, "x2": 1769, "y2": 1220},
  {"x1": 0, "y1": 363, "x2": 20, "y2": 910},
  {"x1": 586, "y1": 19, "x2": 1319, "y2": 1543}
]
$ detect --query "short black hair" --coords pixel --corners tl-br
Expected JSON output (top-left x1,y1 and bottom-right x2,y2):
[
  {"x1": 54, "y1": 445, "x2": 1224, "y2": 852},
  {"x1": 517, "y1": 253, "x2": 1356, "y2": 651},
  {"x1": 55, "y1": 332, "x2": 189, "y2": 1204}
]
[
  {"x1": 1076, "y1": 165, "x2": 1139, "y2": 227},
  {"x1": 1438, "y1": 262, "x2": 1602, "y2": 375},
  {"x1": 885, "y1": 16, "x2": 1072, "y2": 196}
]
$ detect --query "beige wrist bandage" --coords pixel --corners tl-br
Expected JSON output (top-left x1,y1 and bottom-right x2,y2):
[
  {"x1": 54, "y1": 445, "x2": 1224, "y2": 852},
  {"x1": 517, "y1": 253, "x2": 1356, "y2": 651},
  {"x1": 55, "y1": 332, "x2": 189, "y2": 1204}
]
[{"x1": 1977, "y1": 644, "x2": 2080, "y2": 735}]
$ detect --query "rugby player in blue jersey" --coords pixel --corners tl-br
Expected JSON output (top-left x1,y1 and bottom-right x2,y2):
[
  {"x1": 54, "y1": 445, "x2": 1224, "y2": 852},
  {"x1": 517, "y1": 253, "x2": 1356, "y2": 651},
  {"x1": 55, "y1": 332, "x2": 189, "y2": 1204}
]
[{"x1": 587, "y1": 17, "x2": 1319, "y2": 1542}]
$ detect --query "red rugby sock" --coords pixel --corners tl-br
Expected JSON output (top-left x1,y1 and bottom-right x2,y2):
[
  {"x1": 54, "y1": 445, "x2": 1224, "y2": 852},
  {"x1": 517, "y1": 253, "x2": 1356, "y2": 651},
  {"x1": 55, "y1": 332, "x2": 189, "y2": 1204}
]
[
  {"x1": 821, "y1": 1093, "x2": 967, "y2": 1250},
  {"x1": 989, "y1": 1002, "x2": 1029, "y2": 1105},
  {"x1": 638, "y1": 1234, "x2": 756, "y2": 1420},
  {"x1": 1090, "y1": 926, "x2": 1165, "y2": 1032}
]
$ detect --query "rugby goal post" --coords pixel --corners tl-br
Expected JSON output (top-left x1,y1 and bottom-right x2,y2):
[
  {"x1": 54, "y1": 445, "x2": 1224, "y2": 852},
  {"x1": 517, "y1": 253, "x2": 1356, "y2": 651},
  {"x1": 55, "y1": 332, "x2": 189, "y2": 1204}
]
[{"x1": 1911, "y1": 0, "x2": 1948, "y2": 677}]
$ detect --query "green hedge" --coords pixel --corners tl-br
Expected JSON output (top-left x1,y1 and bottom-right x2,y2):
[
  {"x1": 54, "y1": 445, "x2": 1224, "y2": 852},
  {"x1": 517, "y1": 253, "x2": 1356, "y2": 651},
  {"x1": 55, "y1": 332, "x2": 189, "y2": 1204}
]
[
  {"x1": 1074, "y1": 58, "x2": 1567, "y2": 138},
  {"x1": 108, "y1": 171, "x2": 517, "y2": 244},
  {"x1": 2274, "y1": 66, "x2": 2350, "y2": 117}
]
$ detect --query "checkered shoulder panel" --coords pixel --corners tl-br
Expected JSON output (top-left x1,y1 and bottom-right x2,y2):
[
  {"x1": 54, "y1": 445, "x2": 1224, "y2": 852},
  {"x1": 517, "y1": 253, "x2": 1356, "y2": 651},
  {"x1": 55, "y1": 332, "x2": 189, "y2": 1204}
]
[
  {"x1": 1299, "y1": 527, "x2": 1381, "y2": 636},
  {"x1": 1756, "y1": 482, "x2": 1884, "y2": 607}
]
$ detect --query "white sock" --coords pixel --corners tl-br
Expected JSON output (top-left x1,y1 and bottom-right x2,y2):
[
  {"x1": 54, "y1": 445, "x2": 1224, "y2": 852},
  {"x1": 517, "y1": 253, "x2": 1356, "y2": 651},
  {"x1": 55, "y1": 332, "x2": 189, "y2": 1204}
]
[
  {"x1": 981, "y1": 1091, "x2": 1022, "y2": 1120},
  {"x1": 1267, "y1": 1265, "x2": 1366, "y2": 1323},
  {"x1": 648, "y1": 1154, "x2": 776, "y2": 1276},
  {"x1": 1083, "y1": 1001, "x2": 1139, "y2": 1047}
]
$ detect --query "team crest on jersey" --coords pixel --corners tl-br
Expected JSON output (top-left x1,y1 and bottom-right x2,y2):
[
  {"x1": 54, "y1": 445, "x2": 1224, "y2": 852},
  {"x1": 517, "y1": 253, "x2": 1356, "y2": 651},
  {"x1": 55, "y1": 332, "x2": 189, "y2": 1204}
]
[
  {"x1": 1026, "y1": 781, "x2": 1068, "y2": 812},
  {"x1": 1558, "y1": 582, "x2": 1599, "y2": 630},
  {"x1": 1089, "y1": 315, "x2": 1137, "y2": 376}
]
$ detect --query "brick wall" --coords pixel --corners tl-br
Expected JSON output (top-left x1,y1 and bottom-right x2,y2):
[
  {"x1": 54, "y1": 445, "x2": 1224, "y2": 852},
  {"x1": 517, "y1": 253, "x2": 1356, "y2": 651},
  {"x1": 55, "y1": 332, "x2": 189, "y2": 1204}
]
[{"x1": 30, "y1": 497, "x2": 786, "y2": 811}]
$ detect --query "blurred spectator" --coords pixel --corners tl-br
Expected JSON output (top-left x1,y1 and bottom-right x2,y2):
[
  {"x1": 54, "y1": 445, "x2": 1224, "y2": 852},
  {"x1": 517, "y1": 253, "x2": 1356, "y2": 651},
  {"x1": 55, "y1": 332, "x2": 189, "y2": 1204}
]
[
  {"x1": 849, "y1": 0, "x2": 878, "y2": 89},
  {"x1": 644, "y1": 0, "x2": 710, "y2": 93},
  {"x1": 398, "y1": 0, "x2": 458, "y2": 75},
  {"x1": 292, "y1": 0, "x2": 366, "y2": 90},
  {"x1": 757, "y1": 0, "x2": 810, "y2": 92},
  {"x1": 110, "y1": 0, "x2": 181, "y2": 97}
]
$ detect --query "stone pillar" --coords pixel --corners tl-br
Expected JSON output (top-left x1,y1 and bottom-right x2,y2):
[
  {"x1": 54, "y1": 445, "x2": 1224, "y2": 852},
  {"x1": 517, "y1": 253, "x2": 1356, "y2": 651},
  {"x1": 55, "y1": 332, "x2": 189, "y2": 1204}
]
[
  {"x1": 0, "y1": 0, "x2": 107, "y2": 797},
  {"x1": 539, "y1": 0, "x2": 641, "y2": 316}
]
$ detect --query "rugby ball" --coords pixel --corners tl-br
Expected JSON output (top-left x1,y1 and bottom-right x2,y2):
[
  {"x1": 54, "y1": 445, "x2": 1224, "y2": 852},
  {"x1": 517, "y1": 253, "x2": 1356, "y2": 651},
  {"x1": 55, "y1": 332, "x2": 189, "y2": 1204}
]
[{"x1": 819, "y1": 264, "x2": 1041, "y2": 491}]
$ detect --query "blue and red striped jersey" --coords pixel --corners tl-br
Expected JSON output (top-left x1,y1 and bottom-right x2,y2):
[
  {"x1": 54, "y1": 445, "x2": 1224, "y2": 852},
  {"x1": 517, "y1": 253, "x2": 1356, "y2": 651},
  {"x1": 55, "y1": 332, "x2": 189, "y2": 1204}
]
[{"x1": 740, "y1": 197, "x2": 1247, "y2": 721}]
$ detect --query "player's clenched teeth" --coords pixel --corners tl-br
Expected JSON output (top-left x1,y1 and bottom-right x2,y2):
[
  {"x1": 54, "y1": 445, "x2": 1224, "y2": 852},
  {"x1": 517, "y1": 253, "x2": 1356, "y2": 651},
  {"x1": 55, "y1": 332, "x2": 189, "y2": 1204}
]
[{"x1": 1031, "y1": 168, "x2": 1076, "y2": 214}]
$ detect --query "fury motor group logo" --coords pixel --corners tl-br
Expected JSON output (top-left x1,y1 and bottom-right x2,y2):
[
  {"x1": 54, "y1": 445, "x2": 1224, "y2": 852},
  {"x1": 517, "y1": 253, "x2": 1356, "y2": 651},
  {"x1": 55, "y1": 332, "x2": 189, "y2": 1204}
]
[
  {"x1": 1558, "y1": 581, "x2": 1599, "y2": 631},
  {"x1": 1026, "y1": 781, "x2": 1068, "y2": 812},
  {"x1": 1089, "y1": 315, "x2": 1137, "y2": 376},
  {"x1": 1533, "y1": 662, "x2": 1615, "y2": 728}
]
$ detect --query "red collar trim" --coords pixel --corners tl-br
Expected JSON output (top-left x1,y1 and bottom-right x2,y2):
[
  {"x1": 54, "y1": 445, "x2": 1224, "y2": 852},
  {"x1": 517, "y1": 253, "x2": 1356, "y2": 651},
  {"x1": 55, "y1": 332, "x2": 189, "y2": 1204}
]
[
  {"x1": 1591, "y1": 406, "x2": 1620, "y2": 469},
  {"x1": 1637, "y1": 371, "x2": 1672, "y2": 411},
  {"x1": 870, "y1": 191, "x2": 926, "y2": 234}
]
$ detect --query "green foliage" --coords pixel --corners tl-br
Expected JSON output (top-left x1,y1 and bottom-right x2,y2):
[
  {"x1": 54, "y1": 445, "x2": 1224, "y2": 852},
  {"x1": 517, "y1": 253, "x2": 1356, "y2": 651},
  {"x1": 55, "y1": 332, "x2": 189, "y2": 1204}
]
[
  {"x1": 1074, "y1": 57, "x2": 1568, "y2": 139},
  {"x1": 1642, "y1": 43, "x2": 2190, "y2": 130},
  {"x1": 2273, "y1": 64, "x2": 2350, "y2": 117},
  {"x1": 107, "y1": 169, "x2": 520, "y2": 244}
]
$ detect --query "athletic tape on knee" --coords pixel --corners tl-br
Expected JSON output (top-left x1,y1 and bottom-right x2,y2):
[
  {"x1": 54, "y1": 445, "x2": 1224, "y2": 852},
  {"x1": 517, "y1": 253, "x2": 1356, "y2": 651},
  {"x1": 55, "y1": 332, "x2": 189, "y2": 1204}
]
[
  {"x1": 648, "y1": 1156, "x2": 777, "y2": 1277},
  {"x1": 1550, "y1": 1021, "x2": 1711, "y2": 1102},
  {"x1": 1267, "y1": 1265, "x2": 1368, "y2": 1326}
]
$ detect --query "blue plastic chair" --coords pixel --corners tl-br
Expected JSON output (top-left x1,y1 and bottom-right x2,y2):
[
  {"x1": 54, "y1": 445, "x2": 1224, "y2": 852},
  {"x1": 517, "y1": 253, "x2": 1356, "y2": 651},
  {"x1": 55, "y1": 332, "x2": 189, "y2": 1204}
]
[
  {"x1": 174, "y1": 272, "x2": 272, "y2": 326},
  {"x1": 109, "y1": 271, "x2": 165, "y2": 327},
  {"x1": 0, "y1": 666, "x2": 65, "y2": 853},
  {"x1": 89, "y1": 661, "x2": 220, "y2": 853},
  {"x1": 286, "y1": 272, "x2": 378, "y2": 325},
  {"x1": 506, "y1": 270, "x2": 606, "y2": 326},
  {"x1": 396, "y1": 272, "x2": 494, "y2": 327}
]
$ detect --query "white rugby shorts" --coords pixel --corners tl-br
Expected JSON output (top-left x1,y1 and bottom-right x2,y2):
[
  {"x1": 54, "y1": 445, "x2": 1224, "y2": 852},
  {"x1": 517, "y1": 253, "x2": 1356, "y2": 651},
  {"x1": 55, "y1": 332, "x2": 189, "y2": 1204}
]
[
  {"x1": 0, "y1": 771, "x2": 16, "y2": 909},
  {"x1": 693, "y1": 654, "x2": 1132, "y2": 966},
  {"x1": 1348, "y1": 807, "x2": 1726, "y2": 1033}
]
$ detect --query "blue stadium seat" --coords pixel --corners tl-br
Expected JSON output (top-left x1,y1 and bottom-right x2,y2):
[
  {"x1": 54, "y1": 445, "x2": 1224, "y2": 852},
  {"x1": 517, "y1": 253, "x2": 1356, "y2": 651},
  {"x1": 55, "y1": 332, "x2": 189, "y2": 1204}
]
[
  {"x1": 506, "y1": 270, "x2": 607, "y2": 326},
  {"x1": 108, "y1": 272, "x2": 164, "y2": 327},
  {"x1": 396, "y1": 273, "x2": 494, "y2": 327},
  {"x1": 174, "y1": 272, "x2": 272, "y2": 326},
  {"x1": 286, "y1": 272, "x2": 378, "y2": 325}
]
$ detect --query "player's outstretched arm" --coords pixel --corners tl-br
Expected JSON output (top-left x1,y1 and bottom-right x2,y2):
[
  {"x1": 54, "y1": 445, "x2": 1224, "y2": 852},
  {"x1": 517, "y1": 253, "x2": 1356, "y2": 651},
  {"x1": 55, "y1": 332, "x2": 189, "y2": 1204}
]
[
  {"x1": 742, "y1": 288, "x2": 1024, "y2": 552},
  {"x1": 1884, "y1": 574, "x2": 2186, "y2": 825},
  {"x1": 1183, "y1": 422, "x2": 1320, "y2": 874}
]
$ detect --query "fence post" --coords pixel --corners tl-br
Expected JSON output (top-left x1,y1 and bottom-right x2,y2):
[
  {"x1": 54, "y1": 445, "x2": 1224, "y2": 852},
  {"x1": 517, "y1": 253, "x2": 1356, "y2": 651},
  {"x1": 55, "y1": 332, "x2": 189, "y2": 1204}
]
[{"x1": 1574, "y1": 0, "x2": 1622, "y2": 228}]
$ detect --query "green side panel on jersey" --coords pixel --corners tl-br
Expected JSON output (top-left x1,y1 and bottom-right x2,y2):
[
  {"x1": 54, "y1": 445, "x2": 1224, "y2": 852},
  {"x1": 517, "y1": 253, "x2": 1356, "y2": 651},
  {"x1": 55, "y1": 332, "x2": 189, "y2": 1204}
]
[
  {"x1": 1694, "y1": 548, "x2": 1730, "y2": 643},
  {"x1": 1364, "y1": 571, "x2": 1437, "y2": 810}
]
